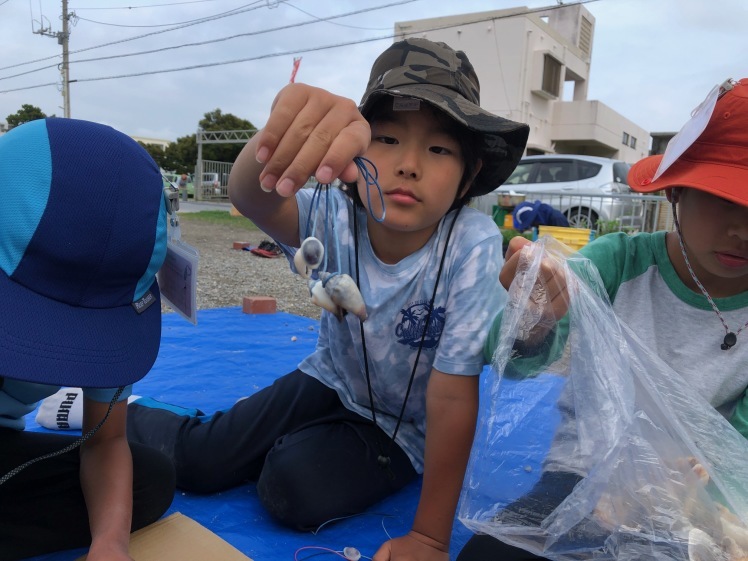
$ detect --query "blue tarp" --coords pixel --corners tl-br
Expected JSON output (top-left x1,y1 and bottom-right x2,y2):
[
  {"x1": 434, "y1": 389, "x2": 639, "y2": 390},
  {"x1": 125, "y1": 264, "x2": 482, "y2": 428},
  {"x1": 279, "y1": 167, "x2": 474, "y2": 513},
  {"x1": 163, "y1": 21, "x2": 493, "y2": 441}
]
[{"x1": 25, "y1": 307, "x2": 534, "y2": 561}]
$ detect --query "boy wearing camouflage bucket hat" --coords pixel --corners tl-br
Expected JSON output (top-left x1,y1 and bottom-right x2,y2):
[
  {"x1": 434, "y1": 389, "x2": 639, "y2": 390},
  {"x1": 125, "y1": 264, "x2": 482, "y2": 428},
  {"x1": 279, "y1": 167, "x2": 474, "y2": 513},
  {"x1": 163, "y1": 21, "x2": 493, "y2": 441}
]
[
  {"x1": 0, "y1": 118, "x2": 175, "y2": 560},
  {"x1": 127, "y1": 38, "x2": 528, "y2": 559}
]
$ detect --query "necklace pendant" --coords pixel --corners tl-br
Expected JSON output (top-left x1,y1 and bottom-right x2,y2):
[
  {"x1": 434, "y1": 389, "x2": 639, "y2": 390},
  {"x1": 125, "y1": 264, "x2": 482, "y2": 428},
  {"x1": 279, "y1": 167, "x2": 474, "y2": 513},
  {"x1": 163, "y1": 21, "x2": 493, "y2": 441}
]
[{"x1": 722, "y1": 332, "x2": 738, "y2": 350}]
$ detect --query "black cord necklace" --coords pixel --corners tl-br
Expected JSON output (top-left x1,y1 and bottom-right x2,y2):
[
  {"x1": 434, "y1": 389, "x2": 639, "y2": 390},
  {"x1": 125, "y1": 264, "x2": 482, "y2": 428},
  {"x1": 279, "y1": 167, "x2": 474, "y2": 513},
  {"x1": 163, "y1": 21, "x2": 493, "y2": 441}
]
[{"x1": 353, "y1": 204, "x2": 463, "y2": 474}]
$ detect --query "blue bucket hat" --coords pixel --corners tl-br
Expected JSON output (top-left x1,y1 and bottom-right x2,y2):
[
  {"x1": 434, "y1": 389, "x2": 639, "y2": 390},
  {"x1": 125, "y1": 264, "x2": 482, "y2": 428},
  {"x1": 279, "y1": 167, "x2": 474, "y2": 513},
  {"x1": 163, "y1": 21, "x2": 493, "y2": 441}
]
[{"x1": 0, "y1": 118, "x2": 167, "y2": 388}]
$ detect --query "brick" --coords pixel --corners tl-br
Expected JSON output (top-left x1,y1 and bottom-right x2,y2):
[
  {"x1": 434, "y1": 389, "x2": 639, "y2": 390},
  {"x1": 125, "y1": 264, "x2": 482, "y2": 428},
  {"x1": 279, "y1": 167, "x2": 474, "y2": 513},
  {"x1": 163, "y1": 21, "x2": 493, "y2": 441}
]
[
  {"x1": 242, "y1": 296, "x2": 276, "y2": 314},
  {"x1": 233, "y1": 241, "x2": 251, "y2": 250}
]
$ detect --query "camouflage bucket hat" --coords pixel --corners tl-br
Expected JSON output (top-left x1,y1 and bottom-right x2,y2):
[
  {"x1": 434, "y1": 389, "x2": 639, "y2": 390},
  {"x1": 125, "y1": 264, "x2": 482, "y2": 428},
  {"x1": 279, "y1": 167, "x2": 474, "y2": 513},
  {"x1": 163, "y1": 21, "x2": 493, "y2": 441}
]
[{"x1": 359, "y1": 38, "x2": 529, "y2": 197}]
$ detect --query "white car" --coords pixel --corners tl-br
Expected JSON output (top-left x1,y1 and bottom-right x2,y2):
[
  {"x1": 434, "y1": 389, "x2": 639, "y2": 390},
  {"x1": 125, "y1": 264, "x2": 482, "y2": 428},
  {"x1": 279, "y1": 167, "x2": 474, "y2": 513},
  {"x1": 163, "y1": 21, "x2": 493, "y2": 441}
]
[
  {"x1": 200, "y1": 173, "x2": 221, "y2": 197},
  {"x1": 493, "y1": 155, "x2": 644, "y2": 229}
]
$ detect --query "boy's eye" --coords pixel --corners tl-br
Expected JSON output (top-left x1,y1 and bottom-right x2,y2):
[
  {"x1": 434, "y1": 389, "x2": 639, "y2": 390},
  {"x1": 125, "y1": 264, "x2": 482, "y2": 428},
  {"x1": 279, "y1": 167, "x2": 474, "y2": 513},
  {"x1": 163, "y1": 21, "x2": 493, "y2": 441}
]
[
  {"x1": 374, "y1": 135, "x2": 397, "y2": 145},
  {"x1": 430, "y1": 146, "x2": 452, "y2": 155}
]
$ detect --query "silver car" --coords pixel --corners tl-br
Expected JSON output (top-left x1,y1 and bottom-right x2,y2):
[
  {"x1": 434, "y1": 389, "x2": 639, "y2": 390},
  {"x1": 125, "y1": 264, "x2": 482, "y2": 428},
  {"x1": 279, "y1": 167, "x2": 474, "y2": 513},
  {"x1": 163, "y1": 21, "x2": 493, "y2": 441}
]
[{"x1": 493, "y1": 155, "x2": 643, "y2": 229}]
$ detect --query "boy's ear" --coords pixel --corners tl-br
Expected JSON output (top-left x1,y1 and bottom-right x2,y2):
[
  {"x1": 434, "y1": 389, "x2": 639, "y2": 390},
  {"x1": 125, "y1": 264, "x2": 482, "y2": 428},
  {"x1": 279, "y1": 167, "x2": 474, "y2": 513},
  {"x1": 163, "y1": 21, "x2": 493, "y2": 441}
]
[{"x1": 459, "y1": 159, "x2": 483, "y2": 199}]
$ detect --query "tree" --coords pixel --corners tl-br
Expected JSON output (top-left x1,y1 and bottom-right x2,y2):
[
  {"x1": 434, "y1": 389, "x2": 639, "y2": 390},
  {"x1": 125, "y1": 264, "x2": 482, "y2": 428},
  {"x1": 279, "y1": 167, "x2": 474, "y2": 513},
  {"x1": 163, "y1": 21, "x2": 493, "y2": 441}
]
[
  {"x1": 138, "y1": 108, "x2": 256, "y2": 174},
  {"x1": 6, "y1": 104, "x2": 52, "y2": 129},
  {"x1": 161, "y1": 134, "x2": 197, "y2": 174},
  {"x1": 198, "y1": 109, "x2": 256, "y2": 164},
  {"x1": 138, "y1": 142, "x2": 169, "y2": 171}
]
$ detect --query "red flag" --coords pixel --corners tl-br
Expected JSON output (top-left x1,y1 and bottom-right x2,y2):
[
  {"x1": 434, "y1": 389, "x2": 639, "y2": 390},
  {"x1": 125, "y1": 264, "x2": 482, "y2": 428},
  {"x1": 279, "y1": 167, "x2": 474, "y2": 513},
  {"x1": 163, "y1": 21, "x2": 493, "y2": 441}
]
[{"x1": 289, "y1": 57, "x2": 302, "y2": 83}]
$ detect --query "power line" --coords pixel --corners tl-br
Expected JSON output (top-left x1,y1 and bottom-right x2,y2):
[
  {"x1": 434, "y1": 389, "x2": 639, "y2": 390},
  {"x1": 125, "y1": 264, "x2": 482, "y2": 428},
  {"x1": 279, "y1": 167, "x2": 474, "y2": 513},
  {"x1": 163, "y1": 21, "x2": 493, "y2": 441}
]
[
  {"x1": 0, "y1": 0, "x2": 417, "y2": 82},
  {"x1": 285, "y1": 1, "x2": 393, "y2": 31},
  {"x1": 75, "y1": 0, "x2": 272, "y2": 28},
  {"x1": 0, "y1": 0, "x2": 275, "y2": 71},
  {"x1": 0, "y1": 1, "x2": 600, "y2": 95},
  {"x1": 74, "y1": 0, "x2": 222, "y2": 10}
]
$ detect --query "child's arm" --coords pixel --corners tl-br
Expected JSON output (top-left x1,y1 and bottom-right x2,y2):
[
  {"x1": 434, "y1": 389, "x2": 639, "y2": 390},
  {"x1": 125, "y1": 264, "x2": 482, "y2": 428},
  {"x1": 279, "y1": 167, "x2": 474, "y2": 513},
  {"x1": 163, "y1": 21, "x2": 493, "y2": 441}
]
[
  {"x1": 229, "y1": 83, "x2": 370, "y2": 246},
  {"x1": 729, "y1": 391, "x2": 748, "y2": 440},
  {"x1": 79, "y1": 398, "x2": 134, "y2": 561},
  {"x1": 373, "y1": 370, "x2": 478, "y2": 561}
]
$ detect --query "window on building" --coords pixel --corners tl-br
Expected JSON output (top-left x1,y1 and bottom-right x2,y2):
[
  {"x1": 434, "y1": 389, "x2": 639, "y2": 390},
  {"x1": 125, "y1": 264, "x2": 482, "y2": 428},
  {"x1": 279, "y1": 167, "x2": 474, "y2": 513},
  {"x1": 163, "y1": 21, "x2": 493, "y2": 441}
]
[
  {"x1": 622, "y1": 132, "x2": 630, "y2": 146},
  {"x1": 579, "y1": 17, "x2": 593, "y2": 56},
  {"x1": 542, "y1": 54, "x2": 562, "y2": 98},
  {"x1": 630, "y1": 136, "x2": 637, "y2": 149}
]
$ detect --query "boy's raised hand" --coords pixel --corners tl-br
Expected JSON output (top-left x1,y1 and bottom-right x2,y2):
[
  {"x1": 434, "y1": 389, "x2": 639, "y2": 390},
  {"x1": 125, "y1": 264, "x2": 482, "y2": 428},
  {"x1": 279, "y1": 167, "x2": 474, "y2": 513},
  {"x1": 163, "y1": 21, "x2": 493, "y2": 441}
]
[
  {"x1": 254, "y1": 83, "x2": 371, "y2": 197},
  {"x1": 500, "y1": 236, "x2": 570, "y2": 345}
]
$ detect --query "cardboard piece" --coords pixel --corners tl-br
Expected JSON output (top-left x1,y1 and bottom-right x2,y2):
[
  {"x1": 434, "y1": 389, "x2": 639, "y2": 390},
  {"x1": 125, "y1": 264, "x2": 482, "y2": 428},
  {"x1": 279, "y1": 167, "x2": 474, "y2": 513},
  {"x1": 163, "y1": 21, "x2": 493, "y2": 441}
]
[{"x1": 76, "y1": 512, "x2": 252, "y2": 561}]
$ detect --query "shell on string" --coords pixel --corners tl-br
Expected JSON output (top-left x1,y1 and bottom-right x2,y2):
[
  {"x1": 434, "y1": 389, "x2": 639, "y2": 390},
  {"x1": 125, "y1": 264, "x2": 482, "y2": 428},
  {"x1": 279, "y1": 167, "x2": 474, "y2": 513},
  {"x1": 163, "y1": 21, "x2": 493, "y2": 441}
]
[
  {"x1": 319, "y1": 271, "x2": 368, "y2": 322},
  {"x1": 308, "y1": 278, "x2": 343, "y2": 321},
  {"x1": 293, "y1": 237, "x2": 324, "y2": 279},
  {"x1": 300, "y1": 237, "x2": 324, "y2": 269}
]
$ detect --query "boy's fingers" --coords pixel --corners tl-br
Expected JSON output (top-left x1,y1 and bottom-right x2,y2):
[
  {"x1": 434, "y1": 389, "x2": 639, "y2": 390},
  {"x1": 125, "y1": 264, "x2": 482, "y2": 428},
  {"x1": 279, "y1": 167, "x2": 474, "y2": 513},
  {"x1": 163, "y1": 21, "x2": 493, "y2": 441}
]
[
  {"x1": 255, "y1": 85, "x2": 368, "y2": 196},
  {"x1": 499, "y1": 237, "x2": 532, "y2": 289},
  {"x1": 271, "y1": 116, "x2": 369, "y2": 197}
]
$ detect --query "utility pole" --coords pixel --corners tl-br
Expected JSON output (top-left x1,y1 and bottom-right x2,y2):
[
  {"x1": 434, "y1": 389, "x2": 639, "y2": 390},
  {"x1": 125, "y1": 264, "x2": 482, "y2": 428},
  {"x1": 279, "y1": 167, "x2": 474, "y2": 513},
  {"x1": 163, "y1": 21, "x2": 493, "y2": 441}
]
[{"x1": 33, "y1": 0, "x2": 72, "y2": 118}]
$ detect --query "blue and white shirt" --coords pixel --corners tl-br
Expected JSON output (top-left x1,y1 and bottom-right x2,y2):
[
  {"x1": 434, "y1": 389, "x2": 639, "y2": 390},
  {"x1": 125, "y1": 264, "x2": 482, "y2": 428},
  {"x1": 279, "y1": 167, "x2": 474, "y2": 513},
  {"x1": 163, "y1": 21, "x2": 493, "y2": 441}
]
[{"x1": 280, "y1": 187, "x2": 505, "y2": 472}]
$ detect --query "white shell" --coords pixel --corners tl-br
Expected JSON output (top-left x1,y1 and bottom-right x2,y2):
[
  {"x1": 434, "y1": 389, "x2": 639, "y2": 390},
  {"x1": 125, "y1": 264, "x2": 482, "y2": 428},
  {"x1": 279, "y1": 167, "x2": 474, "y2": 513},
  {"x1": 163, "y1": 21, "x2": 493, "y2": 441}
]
[
  {"x1": 308, "y1": 279, "x2": 343, "y2": 321},
  {"x1": 319, "y1": 271, "x2": 367, "y2": 321},
  {"x1": 299, "y1": 237, "x2": 324, "y2": 269},
  {"x1": 294, "y1": 248, "x2": 310, "y2": 279}
]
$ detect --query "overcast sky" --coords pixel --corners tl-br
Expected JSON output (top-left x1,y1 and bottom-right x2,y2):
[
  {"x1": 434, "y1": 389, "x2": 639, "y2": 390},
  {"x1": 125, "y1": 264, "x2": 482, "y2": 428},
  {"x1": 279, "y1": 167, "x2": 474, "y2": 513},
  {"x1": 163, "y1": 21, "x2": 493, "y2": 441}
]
[{"x1": 1, "y1": 0, "x2": 745, "y2": 145}]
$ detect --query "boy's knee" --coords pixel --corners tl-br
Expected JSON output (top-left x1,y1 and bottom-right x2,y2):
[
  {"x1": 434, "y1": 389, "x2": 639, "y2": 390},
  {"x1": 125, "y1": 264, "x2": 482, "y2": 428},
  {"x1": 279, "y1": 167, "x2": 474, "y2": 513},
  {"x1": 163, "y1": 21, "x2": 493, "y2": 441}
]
[{"x1": 256, "y1": 446, "x2": 322, "y2": 530}]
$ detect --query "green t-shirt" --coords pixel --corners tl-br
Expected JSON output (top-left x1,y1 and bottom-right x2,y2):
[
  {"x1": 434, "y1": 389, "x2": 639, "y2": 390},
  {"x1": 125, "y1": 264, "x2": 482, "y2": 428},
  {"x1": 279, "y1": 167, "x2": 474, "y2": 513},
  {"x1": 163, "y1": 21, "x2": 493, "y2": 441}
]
[{"x1": 485, "y1": 231, "x2": 748, "y2": 444}]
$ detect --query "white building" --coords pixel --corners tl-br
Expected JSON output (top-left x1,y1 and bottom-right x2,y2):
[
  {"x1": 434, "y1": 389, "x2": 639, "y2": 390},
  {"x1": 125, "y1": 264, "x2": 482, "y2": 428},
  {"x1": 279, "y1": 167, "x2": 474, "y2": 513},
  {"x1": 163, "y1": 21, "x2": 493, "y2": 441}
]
[
  {"x1": 395, "y1": 3, "x2": 650, "y2": 163},
  {"x1": 131, "y1": 136, "x2": 171, "y2": 150}
]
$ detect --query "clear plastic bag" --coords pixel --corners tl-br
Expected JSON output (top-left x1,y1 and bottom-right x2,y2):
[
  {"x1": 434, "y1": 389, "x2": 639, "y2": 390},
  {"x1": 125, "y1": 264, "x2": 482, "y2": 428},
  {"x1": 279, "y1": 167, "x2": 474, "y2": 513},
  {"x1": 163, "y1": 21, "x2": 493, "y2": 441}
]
[{"x1": 459, "y1": 237, "x2": 748, "y2": 560}]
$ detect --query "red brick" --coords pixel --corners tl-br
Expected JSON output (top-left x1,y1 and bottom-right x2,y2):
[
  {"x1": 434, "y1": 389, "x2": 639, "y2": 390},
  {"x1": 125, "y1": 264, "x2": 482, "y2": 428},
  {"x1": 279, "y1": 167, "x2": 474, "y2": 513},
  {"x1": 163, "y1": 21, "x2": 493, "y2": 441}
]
[
  {"x1": 242, "y1": 296, "x2": 276, "y2": 314},
  {"x1": 233, "y1": 241, "x2": 251, "y2": 250}
]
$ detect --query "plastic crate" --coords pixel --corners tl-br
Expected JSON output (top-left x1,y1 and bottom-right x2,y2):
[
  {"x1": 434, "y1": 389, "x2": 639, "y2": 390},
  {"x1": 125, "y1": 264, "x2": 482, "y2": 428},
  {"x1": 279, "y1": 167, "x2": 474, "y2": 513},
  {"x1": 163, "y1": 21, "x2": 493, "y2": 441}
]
[{"x1": 533, "y1": 225, "x2": 595, "y2": 251}]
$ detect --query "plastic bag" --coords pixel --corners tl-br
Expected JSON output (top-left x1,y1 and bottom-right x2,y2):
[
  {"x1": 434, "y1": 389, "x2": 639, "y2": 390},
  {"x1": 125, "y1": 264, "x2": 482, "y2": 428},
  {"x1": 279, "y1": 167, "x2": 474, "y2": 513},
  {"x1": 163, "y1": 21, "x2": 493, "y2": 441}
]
[{"x1": 459, "y1": 237, "x2": 748, "y2": 561}]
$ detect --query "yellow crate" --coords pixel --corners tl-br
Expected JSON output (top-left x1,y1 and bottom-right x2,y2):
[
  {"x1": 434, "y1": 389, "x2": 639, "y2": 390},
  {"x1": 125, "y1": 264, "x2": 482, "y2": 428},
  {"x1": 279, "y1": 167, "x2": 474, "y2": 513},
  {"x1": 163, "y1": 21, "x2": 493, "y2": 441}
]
[
  {"x1": 504, "y1": 214, "x2": 514, "y2": 229},
  {"x1": 534, "y1": 225, "x2": 595, "y2": 251}
]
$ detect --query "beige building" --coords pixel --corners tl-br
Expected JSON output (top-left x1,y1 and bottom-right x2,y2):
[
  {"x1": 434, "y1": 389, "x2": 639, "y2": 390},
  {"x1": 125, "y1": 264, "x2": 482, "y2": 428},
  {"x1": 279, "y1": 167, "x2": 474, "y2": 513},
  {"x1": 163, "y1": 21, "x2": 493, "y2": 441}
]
[
  {"x1": 131, "y1": 136, "x2": 171, "y2": 150},
  {"x1": 395, "y1": 3, "x2": 650, "y2": 163}
]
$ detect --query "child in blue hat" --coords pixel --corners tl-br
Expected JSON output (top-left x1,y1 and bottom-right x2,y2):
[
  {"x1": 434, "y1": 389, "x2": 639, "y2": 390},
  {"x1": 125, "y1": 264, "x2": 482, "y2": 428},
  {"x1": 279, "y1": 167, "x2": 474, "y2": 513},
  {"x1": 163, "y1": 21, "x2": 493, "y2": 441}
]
[{"x1": 0, "y1": 118, "x2": 175, "y2": 561}]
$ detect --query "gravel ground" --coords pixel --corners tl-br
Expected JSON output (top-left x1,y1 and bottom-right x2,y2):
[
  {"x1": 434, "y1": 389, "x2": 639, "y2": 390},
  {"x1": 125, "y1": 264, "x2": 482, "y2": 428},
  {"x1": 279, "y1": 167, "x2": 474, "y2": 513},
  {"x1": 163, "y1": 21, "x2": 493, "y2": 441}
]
[{"x1": 163, "y1": 213, "x2": 322, "y2": 320}]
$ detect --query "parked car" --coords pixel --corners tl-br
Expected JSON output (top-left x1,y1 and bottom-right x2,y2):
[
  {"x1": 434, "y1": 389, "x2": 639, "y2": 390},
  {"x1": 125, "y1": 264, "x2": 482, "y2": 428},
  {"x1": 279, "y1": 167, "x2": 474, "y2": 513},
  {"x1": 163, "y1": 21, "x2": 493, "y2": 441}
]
[
  {"x1": 162, "y1": 172, "x2": 194, "y2": 199},
  {"x1": 200, "y1": 172, "x2": 221, "y2": 197},
  {"x1": 492, "y1": 155, "x2": 643, "y2": 229}
]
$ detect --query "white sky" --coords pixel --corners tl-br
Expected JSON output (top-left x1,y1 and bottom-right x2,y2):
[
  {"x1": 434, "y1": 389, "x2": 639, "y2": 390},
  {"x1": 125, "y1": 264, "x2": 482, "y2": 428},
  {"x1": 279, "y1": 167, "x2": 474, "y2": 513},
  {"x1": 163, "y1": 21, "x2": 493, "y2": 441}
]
[{"x1": 1, "y1": 0, "x2": 745, "y2": 145}]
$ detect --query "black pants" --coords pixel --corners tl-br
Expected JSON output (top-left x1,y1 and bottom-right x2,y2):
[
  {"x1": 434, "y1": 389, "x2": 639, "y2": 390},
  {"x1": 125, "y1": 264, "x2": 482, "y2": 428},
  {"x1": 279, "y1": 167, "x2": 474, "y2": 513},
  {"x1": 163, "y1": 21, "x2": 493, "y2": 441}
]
[
  {"x1": 0, "y1": 430, "x2": 175, "y2": 561},
  {"x1": 457, "y1": 471, "x2": 691, "y2": 561},
  {"x1": 127, "y1": 369, "x2": 418, "y2": 530},
  {"x1": 457, "y1": 471, "x2": 584, "y2": 561}
]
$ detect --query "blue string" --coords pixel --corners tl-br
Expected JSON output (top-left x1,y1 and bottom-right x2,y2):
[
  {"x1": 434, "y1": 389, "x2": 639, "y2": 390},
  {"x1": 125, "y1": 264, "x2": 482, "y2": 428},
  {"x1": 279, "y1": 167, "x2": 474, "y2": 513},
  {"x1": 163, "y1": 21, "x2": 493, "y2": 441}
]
[
  {"x1": 303, "y1": 157, "x2": 385, "y2": 276},
  {"x1": 355, "y1": 157, "x2": 385, "y2": 223}
]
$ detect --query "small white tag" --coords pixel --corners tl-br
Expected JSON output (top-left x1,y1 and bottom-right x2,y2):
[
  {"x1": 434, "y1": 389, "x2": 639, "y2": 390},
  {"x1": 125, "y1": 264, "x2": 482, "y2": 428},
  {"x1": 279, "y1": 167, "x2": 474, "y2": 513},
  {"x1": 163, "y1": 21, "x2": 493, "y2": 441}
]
[
  {"x1": 392, "y1": 97, "x2": 421, "y2": 111},
  {"x1": 157, "y1": 239, "x2": 200, "y2": 325},
  {"x1": 654, "y1": 83, "x2": 720, "y2": 181}
]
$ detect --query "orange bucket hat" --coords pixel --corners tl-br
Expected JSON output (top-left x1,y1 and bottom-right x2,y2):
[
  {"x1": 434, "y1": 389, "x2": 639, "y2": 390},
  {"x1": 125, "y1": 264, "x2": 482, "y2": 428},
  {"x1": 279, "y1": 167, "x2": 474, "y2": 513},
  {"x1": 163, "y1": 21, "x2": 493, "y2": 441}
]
[{"x1": 628, "y1": 78, "x2": 748, "y2": 206}]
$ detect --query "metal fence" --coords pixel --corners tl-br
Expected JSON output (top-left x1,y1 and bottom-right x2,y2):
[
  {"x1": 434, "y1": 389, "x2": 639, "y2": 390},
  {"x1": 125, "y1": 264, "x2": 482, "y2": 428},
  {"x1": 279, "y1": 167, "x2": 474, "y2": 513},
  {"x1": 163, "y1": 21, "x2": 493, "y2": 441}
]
[
  {"x1": 194, "y1": 160, "x2": 234, "y2": 201},
  {"x1": 473, "y1": 191, "x2": 674, "y2": 234}
]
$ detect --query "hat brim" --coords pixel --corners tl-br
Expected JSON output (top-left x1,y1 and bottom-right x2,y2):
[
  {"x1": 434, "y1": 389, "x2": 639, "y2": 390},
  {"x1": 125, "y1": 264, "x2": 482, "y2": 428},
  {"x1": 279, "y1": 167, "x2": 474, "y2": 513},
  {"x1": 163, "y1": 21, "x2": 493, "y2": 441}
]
[
  {"x1": 360, "y1": 84, "x2": 529, "y2": 197},
  {"x1": 629, "y1": 154, "x2": 748, "y2": 206},
  {"x1": 0, "y1": 272, "x2": 161, "y2": 389}
]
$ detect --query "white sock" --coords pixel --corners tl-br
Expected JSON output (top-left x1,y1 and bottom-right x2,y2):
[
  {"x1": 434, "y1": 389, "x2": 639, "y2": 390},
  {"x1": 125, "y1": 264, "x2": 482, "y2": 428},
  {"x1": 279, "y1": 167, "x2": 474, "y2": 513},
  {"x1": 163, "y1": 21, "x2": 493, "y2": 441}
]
[
  {"x1": 36, "y1": 388, "x2": 141, "y2": 430},
  {"x1": 36, "y1": 388, "x2": 83, "y2": 430}
]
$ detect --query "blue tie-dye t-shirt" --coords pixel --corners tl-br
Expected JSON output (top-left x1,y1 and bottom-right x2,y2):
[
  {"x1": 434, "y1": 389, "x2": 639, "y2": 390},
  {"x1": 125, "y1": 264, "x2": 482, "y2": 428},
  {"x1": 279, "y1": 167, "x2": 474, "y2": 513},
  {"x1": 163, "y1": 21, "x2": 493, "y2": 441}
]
[{"x1": 278, "y1": 187, "x2": 506, "y2": 472}]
